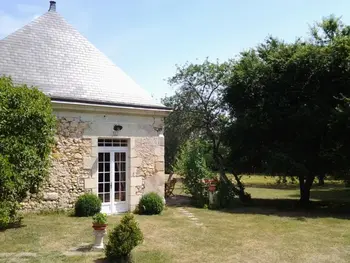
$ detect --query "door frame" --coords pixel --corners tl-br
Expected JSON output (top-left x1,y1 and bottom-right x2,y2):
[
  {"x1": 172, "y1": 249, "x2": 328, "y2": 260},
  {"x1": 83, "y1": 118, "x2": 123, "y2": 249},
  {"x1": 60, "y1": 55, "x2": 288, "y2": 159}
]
[{"x1": 97, "y1": 145, "x2": 129, "y2": 214}]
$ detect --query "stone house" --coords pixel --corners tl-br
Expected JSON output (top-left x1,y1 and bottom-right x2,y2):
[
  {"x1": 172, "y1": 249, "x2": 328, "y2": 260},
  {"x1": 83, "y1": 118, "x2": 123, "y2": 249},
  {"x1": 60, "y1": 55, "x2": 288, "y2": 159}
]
[{"x1": 0, "y1": 1, "x2": 171, "y2": 214}]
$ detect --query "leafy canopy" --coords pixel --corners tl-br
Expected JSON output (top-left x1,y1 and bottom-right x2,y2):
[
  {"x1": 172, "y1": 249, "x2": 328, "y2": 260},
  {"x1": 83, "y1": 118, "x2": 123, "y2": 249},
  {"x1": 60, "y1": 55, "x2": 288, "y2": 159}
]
[
  {"x1": 163, "y1": 59, "x2": 233, "y2": 173},
  {"x1": 224, "y1": 16, "x2": 350, "y2": 203},
  {"x1": 0, "y1": 76, "x2": 56, "y2": 227}
]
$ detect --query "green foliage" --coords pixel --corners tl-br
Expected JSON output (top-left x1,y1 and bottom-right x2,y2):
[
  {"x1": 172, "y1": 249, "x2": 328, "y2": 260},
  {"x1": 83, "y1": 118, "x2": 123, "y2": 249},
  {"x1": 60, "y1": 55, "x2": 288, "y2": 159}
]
[
  {"x1": 224, "y1": 16, "x2": 350, "y2": 204},
  {"x1": 163, "y1": 59, "x2": 233, "y2": 174},
  {"x1": 92, "y1": 212, "x2": 107, "y2": 225},
  {"x1": 74, "y1": 193, "x2": 101, "y2": 217},
  {"x1": 105, "y1": 213, "x2": 144, "y2": 262},
  {"x1": 174, "y1": 140, "x2": 213, "y2": 206},
  {"x1": 138, "y1": 192, "x2": 164, "y2": 215},
  {"x1": 0, "y1": 201, "x2": 21, "y2": 229},
  {"x1": 0, "y1": 76, "x2": 56, "y2": 227},
  {"x1": 216, "y1": 180, "x2": 237, "y2": 208},
  {"x1": 165, "y1": 59, "x2": 242, "y2": 202},
  {"x1": 132, "y1": 205, "x2": 140, "y2": 215},
  {"x1": 310, "y1": 15, "x2": 350, "y2": 45},
  {"x1": 0, "y1": 206, "x2": 11, "y2": 230}
]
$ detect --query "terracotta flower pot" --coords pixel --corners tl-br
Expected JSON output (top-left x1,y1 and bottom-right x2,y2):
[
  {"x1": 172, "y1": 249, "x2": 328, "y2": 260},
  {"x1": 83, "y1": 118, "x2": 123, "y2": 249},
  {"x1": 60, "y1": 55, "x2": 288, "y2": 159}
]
[
  {"x1": 208, "y1": 184, "x2": 216, "y2": 192},
  {"x1": 92, "y1": 223, "x2": 107, "y2": 231}
]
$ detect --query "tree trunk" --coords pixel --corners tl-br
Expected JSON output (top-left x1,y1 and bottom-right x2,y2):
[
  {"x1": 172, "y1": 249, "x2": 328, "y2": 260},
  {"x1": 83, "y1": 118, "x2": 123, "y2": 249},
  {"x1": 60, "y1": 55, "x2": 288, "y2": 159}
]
[
  {"x1": 317, "y1": 174, "x2": 325, "y2": 186},
  {"x1": 232, "y1": 173, "x2": 249, "y2": 201},
  {"x1": 298, "y1": 174, "x2": 315, "y2": 206},
  {"x1": 212, "y1": 146, "x2": 241, "y2": 193}
]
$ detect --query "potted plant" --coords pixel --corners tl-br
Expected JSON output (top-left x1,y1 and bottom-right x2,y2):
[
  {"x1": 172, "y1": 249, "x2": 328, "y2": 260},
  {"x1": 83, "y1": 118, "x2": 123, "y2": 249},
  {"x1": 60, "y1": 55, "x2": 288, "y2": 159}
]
[
  {"x1": 208, "y1": 184, "x2": 217, "y2": 192},
  {"x1": 203, "y1": 178, "x2": 218, "y2": 192},
  {"x1": 92, "y1": 212, "x2": 107, "y2": 231},
  {"x1": 92, "y1": 212, "x2": 108, "y2": 249}
]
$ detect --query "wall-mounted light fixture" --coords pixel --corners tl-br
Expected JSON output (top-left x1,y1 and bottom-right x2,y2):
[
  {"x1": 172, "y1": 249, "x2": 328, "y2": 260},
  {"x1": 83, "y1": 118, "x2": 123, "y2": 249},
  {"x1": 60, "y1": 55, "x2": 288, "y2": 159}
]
[
  {"x1": 113, "y1": 124, "x2": 123, "y2": 132},
  {"x1": 113, "y1": 124, "x2": 123, "y2": 136}
]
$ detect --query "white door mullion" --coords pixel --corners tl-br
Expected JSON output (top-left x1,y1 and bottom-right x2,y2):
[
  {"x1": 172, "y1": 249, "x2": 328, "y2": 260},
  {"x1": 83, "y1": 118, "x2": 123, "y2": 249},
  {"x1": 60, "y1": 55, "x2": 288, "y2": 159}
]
[{"x1": 110, "y1": 152, "x2": 115, "y2": 214}]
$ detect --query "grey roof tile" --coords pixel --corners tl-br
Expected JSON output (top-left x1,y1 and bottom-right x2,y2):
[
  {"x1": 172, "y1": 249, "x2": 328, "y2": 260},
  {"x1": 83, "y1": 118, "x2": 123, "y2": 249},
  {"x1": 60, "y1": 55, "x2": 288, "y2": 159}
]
[{"x1": 0, "y1": 8, "x2": 166, "y2": 109}]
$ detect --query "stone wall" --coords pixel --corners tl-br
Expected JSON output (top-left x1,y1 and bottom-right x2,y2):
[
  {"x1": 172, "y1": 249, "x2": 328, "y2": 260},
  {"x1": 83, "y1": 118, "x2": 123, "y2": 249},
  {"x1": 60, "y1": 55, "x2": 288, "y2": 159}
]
[
  {"x1": 21, "y1": 109, "x2": 166, "y2": 212},
  {"x1": 129, "y1": 136, "x2": 165, "y2": 210},
  {"x1": 22, "y1": 117, "x2": 91, "y2": 211}
]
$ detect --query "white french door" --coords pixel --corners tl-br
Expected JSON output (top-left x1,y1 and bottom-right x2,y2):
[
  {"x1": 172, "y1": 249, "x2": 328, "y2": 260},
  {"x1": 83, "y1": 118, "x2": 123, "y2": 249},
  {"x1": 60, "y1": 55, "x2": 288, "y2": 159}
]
[{"x1": 97, "y1": 139, "x2": 128, "y2": 214}]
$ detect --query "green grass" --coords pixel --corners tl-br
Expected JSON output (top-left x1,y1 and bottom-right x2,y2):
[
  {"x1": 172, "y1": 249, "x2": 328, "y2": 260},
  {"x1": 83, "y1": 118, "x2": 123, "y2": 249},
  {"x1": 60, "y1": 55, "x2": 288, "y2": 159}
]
[
  {"x1": 174, "y1": 175, "x2": 350, "y2": 202},
  {"x1": 1, "y1": 175, "x2": 350, "y2": 262},
  {"x1": 240, "y1": 175, "x2": 350, "y2": 202},
  {"x1": 1, "y1": 207, "x2": 350, "y2": 263}
]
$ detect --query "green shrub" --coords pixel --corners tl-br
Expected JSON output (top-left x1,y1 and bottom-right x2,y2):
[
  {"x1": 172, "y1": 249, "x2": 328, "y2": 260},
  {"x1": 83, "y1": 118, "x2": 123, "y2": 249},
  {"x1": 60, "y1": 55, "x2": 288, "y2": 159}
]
[
  {"x1": 138, "y1": 192, "x2": 164, "y2": 215},
  {"x1": 0, "y1": 201, "x2": 22, "y2": 229},
  {"x1": 0, "y1": 77, "x2": 56, "y2": 228},
  {"x1": 74, "y1": 193, "x2": 101, "y2": 217},
  {"x1": 216, "y1": 180, "x2": 237, "y2": 208},
  {"x1": 174, "y1": 140, "x2": 213, "y2": 206},
  {"x1": 92, "y1": 212, "x2": 107, "y2": 224},
  {"x1": 0, "y1": 202, "x2": 13, "y2": 229},
  {"x1": 105, "y1": 213, "x2": 143, "y2": 263},
  {"x1": 132, "y1": 205, "x2": 140, "y2": 215}
]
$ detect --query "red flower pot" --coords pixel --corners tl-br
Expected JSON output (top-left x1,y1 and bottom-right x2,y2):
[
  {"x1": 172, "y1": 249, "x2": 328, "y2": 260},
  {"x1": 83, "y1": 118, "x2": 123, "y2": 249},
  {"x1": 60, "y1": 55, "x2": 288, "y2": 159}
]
[
  {"x1": 204, "y1": 179, "x2": 218, "y2": 184},
  {"x1": 92, "y1": 223, "x2": 107, "y2": 231},
  {"x1": 208, "y1": 184, "x2": 216, "y2": 192}
]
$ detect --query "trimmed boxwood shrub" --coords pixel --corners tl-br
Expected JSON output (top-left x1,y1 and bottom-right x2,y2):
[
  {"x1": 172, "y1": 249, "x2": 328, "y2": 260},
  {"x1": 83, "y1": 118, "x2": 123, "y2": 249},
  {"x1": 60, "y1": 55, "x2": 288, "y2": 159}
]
[
  {"x1": 106, "y1": 213, "x2": 143, "y2": 263},
  {"x1": 138, "y1": 192, "x2": 164, "y2": 215},
  {"x1": 74, "y1": 193, "x2": 101, "y2": 217}
]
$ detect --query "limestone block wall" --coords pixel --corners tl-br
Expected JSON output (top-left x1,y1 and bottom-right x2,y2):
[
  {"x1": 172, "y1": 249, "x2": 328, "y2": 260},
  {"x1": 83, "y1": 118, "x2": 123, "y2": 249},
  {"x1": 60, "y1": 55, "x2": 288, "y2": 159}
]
[
  {"x1": 21, "y1": 107, "x2": 166, "y2": 212},
  {"x1": 129, "y1": 136, "x2": 165, "y2": 210},
  {"x1": 22, "y1": 117, "x2": 91, "y2": 211}
]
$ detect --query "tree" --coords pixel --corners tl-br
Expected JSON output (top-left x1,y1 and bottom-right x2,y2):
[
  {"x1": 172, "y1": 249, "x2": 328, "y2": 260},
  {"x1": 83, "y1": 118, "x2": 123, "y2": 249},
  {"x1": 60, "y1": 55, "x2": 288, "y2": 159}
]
[
  {"x1": 167, "y1": 59, "x2": 247, "y2": 200},
  {"x1": 224, "y1": 16, "x2": 350, "y2": 205},
  {"x1": 0, "y1": 76, "x2": 56, "y2": 227},
  {"x1": 163, "y1": 95, "x2": 215, "y2": 174},
  {"x1": 174, "y1": 140, "x2": 213, "y2": 206},
  {"x1": 162, "y1": 95, "x2": 199, "y2": 175}
]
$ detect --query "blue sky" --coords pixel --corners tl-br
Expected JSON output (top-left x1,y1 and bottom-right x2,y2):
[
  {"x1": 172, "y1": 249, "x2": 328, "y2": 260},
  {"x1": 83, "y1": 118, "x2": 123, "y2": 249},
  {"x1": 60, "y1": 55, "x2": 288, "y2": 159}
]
[{"x1": 1, "y1": 0, "x2": 350, "y2": 102}]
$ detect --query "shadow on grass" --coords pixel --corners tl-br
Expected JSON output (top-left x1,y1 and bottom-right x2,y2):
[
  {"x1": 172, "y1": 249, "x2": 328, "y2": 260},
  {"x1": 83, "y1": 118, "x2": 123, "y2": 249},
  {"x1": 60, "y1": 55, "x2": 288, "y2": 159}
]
[
  {"x1": 167, "y1": 194, "x2": 350, "y2": 219},
  {"x1": 166, "y1": 195, "x2": 193, "y2": 207},
  {"x1": 73, "y1": 244, "x2": 93, "y2": 252},
  {"x1": 94, "y1": 258, "x2": 108, "y2": 263},
  {"x1": 0, "y1": 223, "x2": 26, "y2": 232},
  {"x1": 94, "y1": 251, "x2": 169, "y2": 263},
  {"x1": 244, "y1": 182, "x2": 346, "y2": 190},
  {"x1": 302, "y1": 188, "x2": 350, "y2": 202},
  {"x1": 219, "y1": 198, "x2": 350, "y2": 220}
]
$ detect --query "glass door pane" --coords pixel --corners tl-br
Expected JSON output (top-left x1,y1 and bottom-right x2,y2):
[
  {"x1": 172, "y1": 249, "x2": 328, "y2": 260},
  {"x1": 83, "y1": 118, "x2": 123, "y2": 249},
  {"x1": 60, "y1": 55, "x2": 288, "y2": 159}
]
[
  {"x1": 98, "y1": 152, "x2": 111, "y2": 202},
  {"x1": 114, "y1": 152, "x2": 126, "y2": 202}
]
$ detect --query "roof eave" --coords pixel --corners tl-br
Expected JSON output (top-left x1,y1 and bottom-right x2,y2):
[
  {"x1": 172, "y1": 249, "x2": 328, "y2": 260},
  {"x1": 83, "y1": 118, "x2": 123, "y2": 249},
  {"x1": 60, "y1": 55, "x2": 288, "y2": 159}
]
[{"x1": 51, "y1": 98, "x2": 172, "y2": 117}]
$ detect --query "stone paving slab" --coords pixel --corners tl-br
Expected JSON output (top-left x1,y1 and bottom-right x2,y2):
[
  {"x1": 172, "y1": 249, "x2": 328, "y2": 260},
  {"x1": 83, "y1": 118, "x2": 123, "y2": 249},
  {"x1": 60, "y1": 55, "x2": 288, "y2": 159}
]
[{"x1": 177, "y1": 207, "x2": 204, "y2": 227}]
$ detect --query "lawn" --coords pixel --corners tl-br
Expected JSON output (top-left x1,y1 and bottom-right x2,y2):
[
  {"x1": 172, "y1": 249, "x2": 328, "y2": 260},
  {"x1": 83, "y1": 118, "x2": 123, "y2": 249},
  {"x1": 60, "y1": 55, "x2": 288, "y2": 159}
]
[
  {"x1": 1, "y1": 176, "x2": 350, "y2": 263},
  {"x1": 174, "y1": 174, "x2": 350, "y2": 202},
  {"x1": 0, "y1": 207, "x2": 350, "y2": 263},
  {"x1": 241, "y1": 175, "x2": 350, "y2": 202}
]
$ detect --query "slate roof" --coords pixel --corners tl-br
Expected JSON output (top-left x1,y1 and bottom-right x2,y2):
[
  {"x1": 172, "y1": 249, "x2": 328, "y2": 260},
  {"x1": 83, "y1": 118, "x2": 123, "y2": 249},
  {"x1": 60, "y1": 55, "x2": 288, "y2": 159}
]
[{"x1": 0, "y1": 2, "x2": 167, "y2": 110}]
